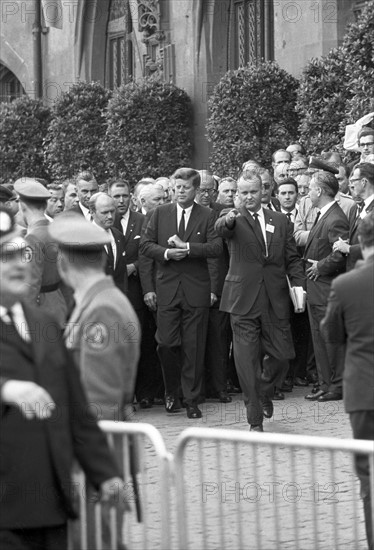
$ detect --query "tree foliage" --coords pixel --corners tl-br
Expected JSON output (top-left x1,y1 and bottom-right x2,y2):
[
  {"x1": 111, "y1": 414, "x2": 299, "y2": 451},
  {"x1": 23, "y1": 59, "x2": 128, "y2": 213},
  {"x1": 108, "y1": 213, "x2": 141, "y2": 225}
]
[
  {"x1": 206, "y1": 61, "x2": 299, "y2": 177},
  {"x1": 105, "y1": 79, "x2": 193, "y2": 185},
  {"x1": 297, "y1": 1, "x2": 374, "y2": 153},
  {"x1": 0, "y1": 96, "x2": 51, "y2": 184},
  {"x1": 44, "y1": 81, "x2": 111, "y2": 181}
]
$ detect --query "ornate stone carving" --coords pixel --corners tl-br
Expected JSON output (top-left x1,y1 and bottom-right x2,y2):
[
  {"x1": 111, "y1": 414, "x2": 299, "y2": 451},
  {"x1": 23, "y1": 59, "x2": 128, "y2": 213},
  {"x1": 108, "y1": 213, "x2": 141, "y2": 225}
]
[{"x1": 137, "y1": 0, "x2": 163, "y2": 42}]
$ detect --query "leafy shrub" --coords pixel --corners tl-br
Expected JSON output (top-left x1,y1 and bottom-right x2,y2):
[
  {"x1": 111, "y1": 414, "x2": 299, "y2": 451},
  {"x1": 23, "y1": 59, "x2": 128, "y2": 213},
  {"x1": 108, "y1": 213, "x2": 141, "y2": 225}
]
[
  {"x1": 343, "y1": 1, "x2": 374, "y2": 124},
  {"x1": 0, "y1": 96, "x2": 51, "y2": 184},
  {"x1": 105, "y1": 79, "x2": 193, "y2": 185},
  {"x1": 206, "y1": 61, "x2": 299, "y2": 176},
  {"x1": 44, "y1": 81, "x2": 111, "y2": 181}
]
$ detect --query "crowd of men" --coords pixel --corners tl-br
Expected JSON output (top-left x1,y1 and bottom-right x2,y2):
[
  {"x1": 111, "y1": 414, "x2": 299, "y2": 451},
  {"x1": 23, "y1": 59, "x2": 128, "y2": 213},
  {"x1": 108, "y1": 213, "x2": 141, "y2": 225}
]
[{"x1": 1, "y1": 126, "x2": 373, "y2": 548}]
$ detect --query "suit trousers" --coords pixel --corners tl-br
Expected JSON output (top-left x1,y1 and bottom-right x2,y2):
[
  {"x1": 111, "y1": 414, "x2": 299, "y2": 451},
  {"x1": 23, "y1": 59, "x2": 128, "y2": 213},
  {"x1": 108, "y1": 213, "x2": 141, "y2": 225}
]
[
  {"x1": 350, "y1": 410, "x2": 374, "y2": 550},
  {"x1": 307, "y1": 303, "x2": 344, "y2": 393},
  {"x1": 156, "y1": 284, "x2": 209, "y2": 404},
  {"x1": 135, "y1": 306, "x2": 164, "y2": 401},
  {"x1": 230, "y1": 284, "x2": 294, "y2": 426},
  {"x1": 204, "y1": 305, "x2": 230, "y2": 395}
]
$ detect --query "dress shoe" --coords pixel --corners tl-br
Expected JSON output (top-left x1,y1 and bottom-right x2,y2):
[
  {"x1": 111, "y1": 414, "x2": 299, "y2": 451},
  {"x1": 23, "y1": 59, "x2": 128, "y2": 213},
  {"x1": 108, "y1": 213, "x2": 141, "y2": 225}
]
[
  {"x1": 317, "y1": 391, "x2": 343, "y2": 402},
  {"x1": 227, "y1": 381, "x2": 241, "y2": 394},
  {"x1": 305, "y1": 389, "x2": 325, "y2": 401},
  {"x1": 280, "y1": 379, "x2": 293, "y2": 392},
  {"x1": 218, "y1": 391, "x2": 232, "y2": 403},
  {"x1": 186, "y1": 404, "x2": 202, "y2": 419},
  {"x1": 250, "y1": 424, "x2": 264, "y2": 432},
  {"x1": 273, "y1": 389, "x2": 285, "y2": 400},
  {"x1": 294, "y1": 377, "x2": 309, "y2": 387},
  {"x1": 311, "y1": 384, "x2": 320, "y2": 394},
  {"x1": 261, "y1": 395, "x2": 274, "y2": 419},
  {"x1": 139, "y1": 397, "x2": 153, "y2": 409},
  {"x1": 165, "y1": 395, "x2": 181, "y2": 413}
]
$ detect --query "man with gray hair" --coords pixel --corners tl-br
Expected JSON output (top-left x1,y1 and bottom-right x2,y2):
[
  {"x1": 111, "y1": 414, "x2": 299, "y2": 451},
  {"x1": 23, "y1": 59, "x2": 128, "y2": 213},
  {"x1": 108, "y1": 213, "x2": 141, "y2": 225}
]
[
  {"x1": 217, "y1": 177, "x2": 237, "y2": 208},
  {"x1": 139, "y1": 184, "x2": 165, "y2": 214}
]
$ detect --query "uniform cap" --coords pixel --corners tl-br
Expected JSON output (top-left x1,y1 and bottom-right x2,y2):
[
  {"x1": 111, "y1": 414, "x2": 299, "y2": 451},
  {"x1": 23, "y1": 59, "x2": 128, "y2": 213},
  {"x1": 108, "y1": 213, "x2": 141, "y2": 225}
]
[
  {"x1": 14, "y1": 178, "x2": 51, "y2": 200},
  {"x1": 48, "y1": 212, "x2": 111, "y2": 250},
  {"x1": 308, "y1": 157, "x2": 339, "y2": 175}
]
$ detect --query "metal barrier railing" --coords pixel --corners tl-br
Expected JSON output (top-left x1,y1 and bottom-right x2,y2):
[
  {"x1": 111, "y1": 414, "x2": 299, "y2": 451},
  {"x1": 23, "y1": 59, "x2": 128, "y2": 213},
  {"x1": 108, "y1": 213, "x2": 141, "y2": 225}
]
[
  {"x1": 68, "y1": 421, "x2": 173, "y2": 550},
  {"x1": 174, "y1": 428, "x2": 374, "y2": 550}
]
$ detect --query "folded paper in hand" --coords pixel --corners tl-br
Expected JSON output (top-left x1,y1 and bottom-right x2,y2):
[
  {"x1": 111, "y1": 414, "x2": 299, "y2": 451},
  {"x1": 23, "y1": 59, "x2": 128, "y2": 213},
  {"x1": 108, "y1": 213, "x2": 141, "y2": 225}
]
[{"x1": 286, "y1": 276, "x2": 306, "y2": 313}]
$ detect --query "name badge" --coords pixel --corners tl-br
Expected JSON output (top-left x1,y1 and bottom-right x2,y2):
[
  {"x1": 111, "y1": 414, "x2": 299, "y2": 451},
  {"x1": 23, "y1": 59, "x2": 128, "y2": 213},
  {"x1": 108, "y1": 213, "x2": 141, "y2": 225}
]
[{"x1": 266, "y1": 224, "x2": 275, "y2": 233}]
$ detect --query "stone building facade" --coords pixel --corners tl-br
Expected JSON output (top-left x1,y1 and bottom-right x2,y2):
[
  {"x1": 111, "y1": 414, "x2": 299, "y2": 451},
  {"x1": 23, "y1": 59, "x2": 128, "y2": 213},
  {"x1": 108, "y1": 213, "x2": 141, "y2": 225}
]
[{"x1": 0, "y1": 0, "x2": 369, "y2": 169}]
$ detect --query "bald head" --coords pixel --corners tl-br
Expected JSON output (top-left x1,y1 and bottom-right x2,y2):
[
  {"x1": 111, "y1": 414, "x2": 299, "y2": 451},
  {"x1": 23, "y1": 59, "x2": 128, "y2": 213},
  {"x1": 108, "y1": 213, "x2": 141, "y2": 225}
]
[{"x1": 89, "y1": 192, "x2": 116, "y2": 229}]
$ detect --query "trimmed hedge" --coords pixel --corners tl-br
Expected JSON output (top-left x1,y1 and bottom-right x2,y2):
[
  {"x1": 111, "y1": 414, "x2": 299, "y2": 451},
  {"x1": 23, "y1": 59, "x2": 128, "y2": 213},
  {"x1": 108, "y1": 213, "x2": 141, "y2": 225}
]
[
  {"x1": 0, "y1": 96, "x2": 51, "y2": 184},
  {"x1": 105, "y1": 79, "x2": 193, "y2": 185},
  {"x1": 206, "y1": 62, "x2": 299, "y2": 176},
  {"x1": 44, "y1": 81, "x2": 111, "y2": 181}
]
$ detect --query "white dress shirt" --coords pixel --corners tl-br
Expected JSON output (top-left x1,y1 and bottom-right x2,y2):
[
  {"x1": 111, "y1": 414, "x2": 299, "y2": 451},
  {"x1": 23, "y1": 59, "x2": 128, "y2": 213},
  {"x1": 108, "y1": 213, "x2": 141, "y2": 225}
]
[
  {"x1": 120, "y1": 209, "x2": 130, "y2": 235},
  {"x1": 251, "y1": 207, "x2": 268, "y2": 256},
  {"x1": 79, "y1": 203, "x2": 91, "y2": 221},
  {"x1": 0, "y1": 302, "x2": 31, "y2": 342},
  {"x1": 361, "y1": 193, "x2": 374, "y2": 219},
  {"x1": 281, "y1": 207, "x2": 298, "y2": 224}
]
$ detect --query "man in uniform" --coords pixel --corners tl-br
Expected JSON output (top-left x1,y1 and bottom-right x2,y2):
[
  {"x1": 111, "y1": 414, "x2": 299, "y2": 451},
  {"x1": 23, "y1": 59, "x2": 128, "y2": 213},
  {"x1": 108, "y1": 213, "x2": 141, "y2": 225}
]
[
  {"x1": 50, "y1": 213, "x2": 140, "y2": 422},
  {"x1": 0, "y1": 206, "x2": 124, "y2": 550},
  {"x1": 14, "y1": 178, "x2": 67, "y2": 327}
]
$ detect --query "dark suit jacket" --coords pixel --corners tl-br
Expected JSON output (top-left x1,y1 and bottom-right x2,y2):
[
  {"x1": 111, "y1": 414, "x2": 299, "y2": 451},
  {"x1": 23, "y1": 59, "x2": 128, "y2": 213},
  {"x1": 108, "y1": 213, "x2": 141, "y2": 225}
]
[
  {"x1": 105, "y1": 227, "x2": 128, "y2": 294},
  {"x1": 114, "y1": 210, "x2": 145, "y2": 309},
  {"x1": 347, "y1": 198, "x2": 374, "y2": 271},
  {"x1": 321, "y1": 254, "x2": 374, "y2": 413},
  {"x1": 215, "y1": 207, "x2": 305, "y2": 318},
  {"x1": 0, "y1": 305, "x2": 119, "y2": 528},
  {"x1": 303, "y1": 202, "x2": 349, "y2": 305},
  {"x1": 138, "y1": 210, "x2": 156, "y2": 296},
  {"x1": 140, "y1": 202, "x2": 223, "y2": 307}
]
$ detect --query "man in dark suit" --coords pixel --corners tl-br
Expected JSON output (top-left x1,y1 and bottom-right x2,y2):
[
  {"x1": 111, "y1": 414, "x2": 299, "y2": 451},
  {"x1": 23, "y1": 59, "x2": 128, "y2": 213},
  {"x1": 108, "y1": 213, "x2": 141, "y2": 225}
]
[
  {"x1": 333, "y1": 163, "x2": 374, "y2": 270},
  {"x1": 89, "y1": 192, "x2": 128, "y2": 294},
  {"x1": 70, "y1": 170, "x2": 98, "y2": 220},
  {"x1": 258, "y1": 167, "x2": 281, "y2": 212},
  {"x1": 215, "y1": 173, "x2": 305, "y2": 432},
  {"x1": 140, "y1": 168, "x2": 223, "y2": 419},
  {"x1": 321, "y1": 212, "x2": 374, "y2": 550},
  {"x1": 0, "y1": 207, "x2": 124, "y2": 550},
  {"x1": 304, "y1": 170, "x2": 349, "y2": 402}
]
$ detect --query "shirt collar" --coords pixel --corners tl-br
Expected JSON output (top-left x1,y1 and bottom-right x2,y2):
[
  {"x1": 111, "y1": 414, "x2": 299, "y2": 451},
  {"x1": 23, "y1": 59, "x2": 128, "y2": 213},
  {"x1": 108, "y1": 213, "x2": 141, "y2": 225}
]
[
  {"x1": 79, "y1": 203, "x2": 90, "y2": 218},
  {"x1": 319, "y1": 201, "x2": 335, "y2": 217},
  {"x1": 177, "y1": 203, "x2": 194, "y2": 215},
  {"x1": 364, "y1": 193, "x2": 374, "y2": 209}
]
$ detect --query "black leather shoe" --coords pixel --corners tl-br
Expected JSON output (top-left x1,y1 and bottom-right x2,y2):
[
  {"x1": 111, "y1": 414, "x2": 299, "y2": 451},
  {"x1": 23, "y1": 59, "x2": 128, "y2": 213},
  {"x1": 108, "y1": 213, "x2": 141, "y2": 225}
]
[
  {"x1": 250, "y1": 424, "x2": 264, "y2": 432},
  {"x1": 273, "y1": 389, "x2": 285, "y2": 400},
  {"x1": 139, "y1": 397, "x2": 153, "y2": 409},
  {"x1": 165, "y1": 395, "x2": 181, "y2": 413},
  {"x1": 317, "y1": 391, "x2": 342, "y2": 402},
  {"x1": 294, "y1": 377, "x2": 309, "y2": 387},
  {"x1": 218, "y1": 391, "x2": 232, "y2": 403},
  {"x1": 261, "y1": 395, "x2": 274, "y2": 419},
  {"x1": 186, "y1": 404, "x2": 202, "y2": 419},
  {"x1": 305, "y1": 389, "x2": 325, "y2": 401}
]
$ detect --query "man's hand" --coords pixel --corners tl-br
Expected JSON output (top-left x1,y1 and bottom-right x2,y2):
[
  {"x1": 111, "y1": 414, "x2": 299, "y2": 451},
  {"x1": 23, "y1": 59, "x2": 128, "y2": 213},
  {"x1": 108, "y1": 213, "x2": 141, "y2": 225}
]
[
  {"x1": 225, "y1": 209, "x2": 240, "y2": 228},
  {"x1": 1, "y1": 380, "x2": 55, "y2": 419},
  {"x1": 144, "y1": 292, "x2": 157, "y2": 311},
  {"x1": 210, "y1": 293, "x2": 218, "y2": 307},
  {"x1": 167, "y1": 234, "x2": 188, "y2": 249},
  {"x1": 100, "y1": 477, "x2": 131, "y2": 512},
  {"x1": 333, "y1": 237, "x2": 350, "y2": 255},
  {"x1": 166, "y1": 248, "x2": 189, "y2": 261},
  {"x1": 126, "y1": 263, "x2": 137, "y2": 277},
  {"x1": 306, "y1": 259, "x2": 320, "y2": 281}
]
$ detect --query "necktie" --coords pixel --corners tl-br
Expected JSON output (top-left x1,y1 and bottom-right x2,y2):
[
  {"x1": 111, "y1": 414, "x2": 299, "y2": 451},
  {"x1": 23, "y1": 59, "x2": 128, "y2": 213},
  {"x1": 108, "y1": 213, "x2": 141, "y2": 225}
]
[
  {"x1": 178, "y1": 209, "x2": 186, "y2": 239},
  {"x1": 106, "y1": 242, "x2": 115, "y2": 268},
  {"x1": 286, "y1": 212, "x2": 292, "y2": 222},
  {"x1": 267, "y1": 203, "x2": 273, "y2": 211},
  {"x1": 5, "y1": 308, "x2": 30, "y2": 342},
  {"x1": 252, "y1": 212, "x2": 266, "y2": 251},
  {"x1": 357, "y1": 202, "x2": 365, "y2": 218},
  {"x1": 312, "y1": 211, "x2": 321, "y2": 228}
]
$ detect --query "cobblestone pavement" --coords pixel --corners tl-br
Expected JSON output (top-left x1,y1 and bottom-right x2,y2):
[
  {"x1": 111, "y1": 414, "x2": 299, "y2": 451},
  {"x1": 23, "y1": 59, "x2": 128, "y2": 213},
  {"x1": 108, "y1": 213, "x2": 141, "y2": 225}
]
[{"x1": 122, "y1": 388, "x2": 367, "y2": 550}]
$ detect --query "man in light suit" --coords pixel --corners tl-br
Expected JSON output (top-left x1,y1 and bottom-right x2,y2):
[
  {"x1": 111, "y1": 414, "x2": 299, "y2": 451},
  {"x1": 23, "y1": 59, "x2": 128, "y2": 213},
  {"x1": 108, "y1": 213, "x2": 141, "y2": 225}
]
[
  {"x1": 140, "y1": 168, "x2": 223, "y2": 419},
  {"x1": 321, "y1": 212, "x2": 374, "y2": 550},
  {"x1": 89, "y1": 193, "x2": 128, "y2": 294},
  {"x1": 0, "y1": 207, "x2": 125, "y2": 550},
  {"x1": 304, "y1": 170, "x2": 349, "y2": 402},
  {"x1": 215, "y1": 173, "x2": 305, "y2": 431},
  {"x1": 333, "y1": 163, "x2": 374, "y2": 270}
]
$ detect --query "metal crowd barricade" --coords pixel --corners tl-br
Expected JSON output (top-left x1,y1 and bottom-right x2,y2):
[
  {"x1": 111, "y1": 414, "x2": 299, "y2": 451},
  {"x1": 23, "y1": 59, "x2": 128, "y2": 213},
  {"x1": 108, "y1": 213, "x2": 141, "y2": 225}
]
[
  {"x1": 68, "y1": 421, "x2": 173, "y2": 550},
  {"x1": 174, "y1": 428, "x2": 374, "y2": 550}
]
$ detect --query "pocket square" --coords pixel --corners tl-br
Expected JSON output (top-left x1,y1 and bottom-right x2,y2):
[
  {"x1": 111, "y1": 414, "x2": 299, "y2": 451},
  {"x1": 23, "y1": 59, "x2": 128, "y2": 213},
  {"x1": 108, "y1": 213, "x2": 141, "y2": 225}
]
[
  {"x1": 197, "y1": 232, "x2": 201, "y2": 235},
  {"x1": 134, "y1": 235, "x2": 141, "y2": 239},
  {"x1": 122, "y1": 251, "x2": 126, "y2": 256}
]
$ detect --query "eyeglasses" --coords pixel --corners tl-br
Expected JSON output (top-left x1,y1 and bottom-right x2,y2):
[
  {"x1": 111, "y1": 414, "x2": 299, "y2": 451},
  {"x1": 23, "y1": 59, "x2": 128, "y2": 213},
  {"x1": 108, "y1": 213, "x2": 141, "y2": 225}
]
[
  {"x1": 198, "y1": 188, "x2": 215, "y2": 195},
  {"x1": 350, "y1": 178, "x2": 362, "y2": 183},
  {"x1": 359, "y1": 142, "x2": 374, "y2": 147}
]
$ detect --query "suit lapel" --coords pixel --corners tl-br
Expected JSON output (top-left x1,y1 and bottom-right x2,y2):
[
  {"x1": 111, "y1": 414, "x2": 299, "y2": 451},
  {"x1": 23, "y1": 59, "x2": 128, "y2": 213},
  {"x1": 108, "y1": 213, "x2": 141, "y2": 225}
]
[
  {"x1": 263, "y1": 208, "x2": 274, "y2": 251},
  {"x1": 123, "y1": 211, "x2": 135, "y2": 246},
  {"x1": 304, "y1": 203, "x2": 337, "y2": 253},
  {"x1": 183, "y1": 203, "x2": 199, "y2": 242},
  {"x1": 241, "y1": 207, "x2": 266, "y2": 252}
]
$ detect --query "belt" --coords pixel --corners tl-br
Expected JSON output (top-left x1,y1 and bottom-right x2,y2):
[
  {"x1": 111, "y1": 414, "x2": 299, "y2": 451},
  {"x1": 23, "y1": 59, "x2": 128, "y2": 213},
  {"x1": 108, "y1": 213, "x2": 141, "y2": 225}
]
[{"x1": 40, "y1": 282, "x2": 60, "y2": 293}]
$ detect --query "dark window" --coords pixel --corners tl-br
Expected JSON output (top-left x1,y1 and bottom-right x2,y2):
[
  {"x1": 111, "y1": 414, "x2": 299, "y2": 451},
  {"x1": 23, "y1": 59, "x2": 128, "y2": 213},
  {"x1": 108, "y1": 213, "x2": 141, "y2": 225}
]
[
  {"x1": 106, "y1": 0, "x2": 135, "y2": 89},
  {"x1": 231, "y1": 0, "x2": 273, "y2": 68},
  {"x1": 0, "y1": 63, "x2": 25, "y2": 103}
]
